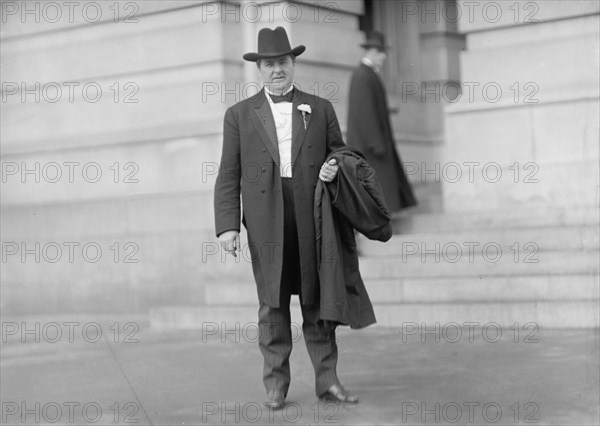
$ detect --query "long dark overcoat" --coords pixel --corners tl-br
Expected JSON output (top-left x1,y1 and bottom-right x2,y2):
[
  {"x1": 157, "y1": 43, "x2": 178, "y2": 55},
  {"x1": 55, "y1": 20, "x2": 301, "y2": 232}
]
[
  {"x1": 214, "y1": 89, "x2": 345, "y2": 308},
  {"x1": 347, "y1": 63, "x2": 417, "y2": 212},
  {"x1": 314, "y1": 147, "x2": 392, "y2": 329}
]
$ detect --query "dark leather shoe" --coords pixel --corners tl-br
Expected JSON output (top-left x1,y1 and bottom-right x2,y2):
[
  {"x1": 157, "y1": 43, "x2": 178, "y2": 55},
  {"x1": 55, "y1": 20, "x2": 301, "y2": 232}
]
[
  {"x1": 264, "y1": 390, "x2": 285, "y2": 409},
  {"x1": 320, "y1": 384, "x2": 359, "y2": 404}
]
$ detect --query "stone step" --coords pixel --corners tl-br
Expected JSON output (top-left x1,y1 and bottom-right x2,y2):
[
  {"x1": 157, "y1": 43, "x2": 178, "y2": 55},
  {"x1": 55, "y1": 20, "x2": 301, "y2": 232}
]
[
  {"x1": 372, "y1": 301, "x2": 600, "y2": 329},
  {"x1": 367, "y1": 274, "x2": 599, "y2": 303},
  {"x1": 206, "y1": 249, "x2": 599, "y2": 283},
  {"x1": 202, "y1": 274, "x2": 598, "y2": 306},
  {"x1": 358, "y1": 225, "x2": 599, "y2": 256},
  {"x1": 149, "y1": 299, "x2": 599, "y2": 330},
  {"x1": 392, "y1": 205, "x2": 599, "y2": 234},
  {"x1": 359, "y1": 250, "x2": 599, "y2": 279}
]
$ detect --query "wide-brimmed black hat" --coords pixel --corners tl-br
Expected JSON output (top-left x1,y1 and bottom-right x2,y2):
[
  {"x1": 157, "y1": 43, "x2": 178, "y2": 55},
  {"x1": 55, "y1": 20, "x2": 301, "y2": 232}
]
[
  {"x1": 243, "y1": 27, "x2": 306, "y2": 62},
  {"x1": 360, "y1": 30, "x2": 390, "y2": 51}
]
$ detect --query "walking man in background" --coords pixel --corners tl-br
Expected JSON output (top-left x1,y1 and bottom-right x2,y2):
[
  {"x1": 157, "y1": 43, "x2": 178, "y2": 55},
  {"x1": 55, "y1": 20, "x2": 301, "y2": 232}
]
[
  {"x1": 214, "y1": 27, "x2": 358, "y2": 409},
  {"x1": 347, "y1": 30, "x2": 417, "y2": 212}
]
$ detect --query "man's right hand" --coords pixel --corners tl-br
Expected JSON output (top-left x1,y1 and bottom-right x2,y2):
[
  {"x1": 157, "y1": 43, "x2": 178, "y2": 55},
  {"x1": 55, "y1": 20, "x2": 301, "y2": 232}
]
[{"x1": 219, "y1": 230, "x2": 240, "y2": 257}]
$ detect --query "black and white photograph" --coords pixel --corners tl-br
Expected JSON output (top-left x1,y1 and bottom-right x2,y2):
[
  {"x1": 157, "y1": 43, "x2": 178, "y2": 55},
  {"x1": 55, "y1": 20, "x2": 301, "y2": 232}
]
[{"x1": 1, "y1": 0, "x2": 599, "y2": 424}]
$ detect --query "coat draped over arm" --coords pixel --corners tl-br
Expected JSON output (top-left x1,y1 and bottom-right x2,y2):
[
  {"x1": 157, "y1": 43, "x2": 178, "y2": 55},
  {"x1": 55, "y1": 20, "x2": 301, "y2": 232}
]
[{"x1": 314, "y1": 147, "x2": 392, "y2": 329}]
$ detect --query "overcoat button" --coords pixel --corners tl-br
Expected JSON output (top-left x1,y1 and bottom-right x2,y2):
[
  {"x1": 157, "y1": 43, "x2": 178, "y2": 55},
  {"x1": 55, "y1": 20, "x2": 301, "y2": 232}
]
[
  {"x1": 261, "y1": 189, "x2": 265, "y2": 193},
  {"x1": 262, "y1": 168, "x2": 266, "y2": 172},
  {"x1": 262, "y1": 148, "x2": 266, "y2": 153}
]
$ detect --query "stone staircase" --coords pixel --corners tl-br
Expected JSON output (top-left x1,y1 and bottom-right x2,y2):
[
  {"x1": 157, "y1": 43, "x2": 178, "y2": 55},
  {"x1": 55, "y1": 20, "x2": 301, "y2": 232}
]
[{"x1": 150, "y1": 205, "x2": 599, "y2": 329}]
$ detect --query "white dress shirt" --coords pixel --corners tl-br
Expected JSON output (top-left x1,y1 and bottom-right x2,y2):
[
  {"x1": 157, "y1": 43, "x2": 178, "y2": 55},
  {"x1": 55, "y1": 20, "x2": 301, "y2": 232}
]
[
  {"x1": 361, "y1": 57, "x2": 381, "y2": 73},
  {"x1": 265, "y1": 85, "x2": 294, "y2": 178}
]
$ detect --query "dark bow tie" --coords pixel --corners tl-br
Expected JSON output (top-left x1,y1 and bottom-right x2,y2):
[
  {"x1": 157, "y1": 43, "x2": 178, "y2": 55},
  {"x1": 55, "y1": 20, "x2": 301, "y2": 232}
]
[{"x1": 269, "y1": 89, "x2": 295, "y2": 103}]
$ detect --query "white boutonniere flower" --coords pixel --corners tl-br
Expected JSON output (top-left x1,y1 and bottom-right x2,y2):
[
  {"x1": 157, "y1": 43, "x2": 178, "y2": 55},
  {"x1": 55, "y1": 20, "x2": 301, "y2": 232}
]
[{"x1": 297, "y1": 104, "x2": 312, "y2": 129}]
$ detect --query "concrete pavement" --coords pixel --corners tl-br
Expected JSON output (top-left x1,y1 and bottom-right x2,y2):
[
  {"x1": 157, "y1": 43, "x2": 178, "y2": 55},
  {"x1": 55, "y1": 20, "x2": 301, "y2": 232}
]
[{"x1": 1, "y1": 315, "x2": 598, "y2": 425}]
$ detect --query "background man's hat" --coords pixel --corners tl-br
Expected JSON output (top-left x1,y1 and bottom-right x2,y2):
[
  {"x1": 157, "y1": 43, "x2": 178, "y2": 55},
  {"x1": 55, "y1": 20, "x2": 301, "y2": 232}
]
[
  {"x1": 360, "y1": 30, "x2": 390, "y2": 51},
  {"x1": 243, "y1": 27, "x2": 306, "y2": 62}
]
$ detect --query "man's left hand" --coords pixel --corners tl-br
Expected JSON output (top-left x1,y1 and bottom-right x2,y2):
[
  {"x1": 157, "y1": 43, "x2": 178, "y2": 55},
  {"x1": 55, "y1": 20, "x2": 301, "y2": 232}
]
[{"x1": 319, "y1": 159, "x2": 338, "y2": 182}]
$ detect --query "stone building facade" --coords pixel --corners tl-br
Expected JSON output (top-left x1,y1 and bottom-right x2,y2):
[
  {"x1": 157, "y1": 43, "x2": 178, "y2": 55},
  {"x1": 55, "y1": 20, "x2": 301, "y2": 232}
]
[{"x1": 1, "y1": 0, "x2": 598, "y2": 327}]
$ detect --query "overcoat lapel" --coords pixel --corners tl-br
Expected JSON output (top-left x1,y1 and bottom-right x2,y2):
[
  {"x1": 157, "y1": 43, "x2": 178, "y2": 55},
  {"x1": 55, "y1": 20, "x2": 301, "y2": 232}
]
[
  {"x1": 291, "y1": 91, "x2": 312, "y2": 163},
  {"x1": 251, "y1": 91, "x2": 280, "y2": 164}
]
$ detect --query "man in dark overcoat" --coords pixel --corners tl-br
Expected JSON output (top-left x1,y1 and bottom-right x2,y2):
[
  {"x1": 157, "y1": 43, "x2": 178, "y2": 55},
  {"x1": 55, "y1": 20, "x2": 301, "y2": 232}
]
[
  {"x1": 214, "y1": 27, "x2": 358, "y2": 409},
  {"x1": 347, "y1": 30, "x2": 417, "y2": 212}
]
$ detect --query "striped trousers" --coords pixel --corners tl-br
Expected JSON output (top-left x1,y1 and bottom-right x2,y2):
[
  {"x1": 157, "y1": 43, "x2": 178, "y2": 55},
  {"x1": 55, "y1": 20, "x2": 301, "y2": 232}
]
[{"x1": 258, "y1": 177, "x2": 340, "y2": 397}]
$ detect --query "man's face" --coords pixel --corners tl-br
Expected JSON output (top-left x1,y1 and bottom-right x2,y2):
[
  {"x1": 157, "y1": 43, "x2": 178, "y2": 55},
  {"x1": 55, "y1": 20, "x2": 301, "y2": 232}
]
[
  {"x1": 370, "y1": 48, "x2": 387, "y2": 69},
  {"x1": 258, "y1": 55, "x2": 295, "y2": 94}
]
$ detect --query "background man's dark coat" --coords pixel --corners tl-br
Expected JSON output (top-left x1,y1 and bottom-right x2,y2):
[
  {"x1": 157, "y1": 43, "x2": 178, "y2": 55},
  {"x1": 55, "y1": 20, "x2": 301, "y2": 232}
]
[
  {"x1": 214, "y1": 89, "x2": 345, "y2": 308},
  {"x1": 347, "y1": 63, "x2": 417, "y2": 212}
]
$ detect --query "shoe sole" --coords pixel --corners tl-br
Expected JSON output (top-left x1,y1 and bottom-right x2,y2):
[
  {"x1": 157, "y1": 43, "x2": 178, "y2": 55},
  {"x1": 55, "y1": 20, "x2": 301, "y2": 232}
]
[
  {"x1": 263, "y1": 402, "x2": 284, "y2": 410},
  {"x1": 319, "y1": 396, "x2": 359, "y2": 404}
]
